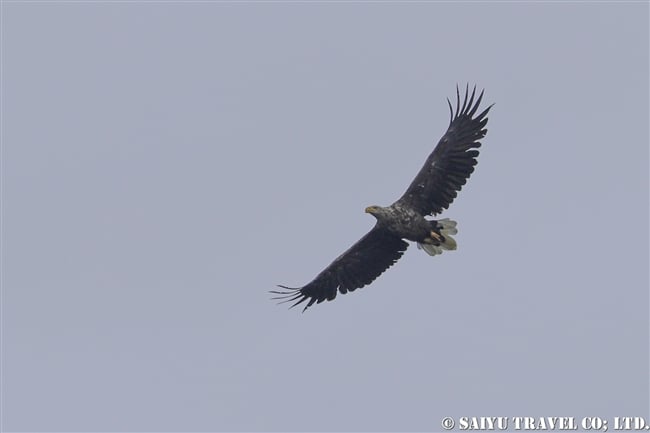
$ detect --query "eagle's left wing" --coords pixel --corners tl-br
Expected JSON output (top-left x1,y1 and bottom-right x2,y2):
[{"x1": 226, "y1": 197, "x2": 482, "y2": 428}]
[
  {"x1": 395, "y1": 85, "x2": 492, "y2": 216},
  {"x1": 271, "y1": 225, "x2": 408, "y2": 312}
]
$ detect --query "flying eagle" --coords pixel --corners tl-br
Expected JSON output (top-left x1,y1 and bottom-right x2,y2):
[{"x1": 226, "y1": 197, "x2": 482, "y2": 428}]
[{"x1": 272, "y1": 85, "x2": 493, "y2": 311}]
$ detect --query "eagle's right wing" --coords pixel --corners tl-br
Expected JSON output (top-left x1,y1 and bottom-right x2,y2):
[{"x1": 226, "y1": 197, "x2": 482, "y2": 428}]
[{"x1": 272, "y1": 225, "x2": 408, "y2": 312}]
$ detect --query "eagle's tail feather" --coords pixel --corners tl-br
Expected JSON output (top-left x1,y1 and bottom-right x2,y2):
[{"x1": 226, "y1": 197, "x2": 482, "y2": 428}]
[
  {"x1": 417, "y1": 218, "x2": 458, "y2": 256},
  {"x1": 438, "y1": 218, "x2": 458, "y2": 249}
]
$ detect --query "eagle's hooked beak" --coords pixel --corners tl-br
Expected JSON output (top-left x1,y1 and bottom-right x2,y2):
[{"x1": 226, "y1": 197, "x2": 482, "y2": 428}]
[{"x1": 365, "y1": 206, "x2": 377, "y2": 214}]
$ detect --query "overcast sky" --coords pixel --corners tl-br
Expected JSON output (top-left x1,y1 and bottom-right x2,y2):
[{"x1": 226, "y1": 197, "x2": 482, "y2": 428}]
[{"x1": 3, "y1": 2, "x2": 649, "y2": 432}]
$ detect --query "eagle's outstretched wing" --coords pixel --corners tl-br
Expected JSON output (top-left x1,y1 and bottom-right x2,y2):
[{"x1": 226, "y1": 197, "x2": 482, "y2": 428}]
[
  {"x1": 272, "y1": 226, "x2": 408, "y2": 312},
  {"x1": 395, "y1": 85, "x2": 493, "y2": 216}
]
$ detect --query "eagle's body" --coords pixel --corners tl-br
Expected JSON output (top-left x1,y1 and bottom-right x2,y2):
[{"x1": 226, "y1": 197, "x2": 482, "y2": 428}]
[
  {"x1": 272, "y1": 85, "x2": 493, "y2": 311},
  {"x1": 366, "y1": 205, "x2": 430, "y2": 241}
]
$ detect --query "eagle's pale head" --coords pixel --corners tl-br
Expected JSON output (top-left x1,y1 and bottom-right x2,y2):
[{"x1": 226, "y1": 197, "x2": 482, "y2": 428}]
[{"x1": 365, "y1": 205, "x2": 389, "y2": 222}]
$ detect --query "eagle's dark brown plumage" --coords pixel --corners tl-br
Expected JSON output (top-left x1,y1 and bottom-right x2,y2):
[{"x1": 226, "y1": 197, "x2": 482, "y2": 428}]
[{"x1": 272, "y1": 85, "x2": 493, "y2": 311}]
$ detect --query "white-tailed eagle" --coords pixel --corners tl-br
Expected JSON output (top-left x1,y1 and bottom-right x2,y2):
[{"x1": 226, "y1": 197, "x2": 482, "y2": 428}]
[{"x1": 272, "y1": 85, "x2": 493, "y2": 311}]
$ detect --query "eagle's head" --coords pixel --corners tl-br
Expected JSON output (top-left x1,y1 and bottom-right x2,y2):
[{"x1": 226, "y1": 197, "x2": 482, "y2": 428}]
[{"x1": 365, "y1": 205, "x2": 389, "y2": 222}]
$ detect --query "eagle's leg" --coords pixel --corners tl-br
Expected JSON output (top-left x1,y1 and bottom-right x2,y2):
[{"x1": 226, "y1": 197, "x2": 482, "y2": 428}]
[{"x1": 416, "y1": 218, "x2": 458, "y2": 256}]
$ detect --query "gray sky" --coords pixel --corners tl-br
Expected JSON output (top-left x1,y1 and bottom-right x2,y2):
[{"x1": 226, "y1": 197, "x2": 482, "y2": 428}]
[{"x1": 2, "y1": 2, "x2": 648, "y2": 431}]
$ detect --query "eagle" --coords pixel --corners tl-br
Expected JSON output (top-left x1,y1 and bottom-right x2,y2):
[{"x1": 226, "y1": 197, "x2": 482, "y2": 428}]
[{"x1": 272, "y1": 85, "x2": 493, "y2": 311}]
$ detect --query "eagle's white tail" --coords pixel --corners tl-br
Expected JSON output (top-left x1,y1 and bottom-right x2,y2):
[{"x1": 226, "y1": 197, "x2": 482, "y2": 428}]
[{"x1": 417, "y1": 218, "x2": 458, "y2": 256}]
